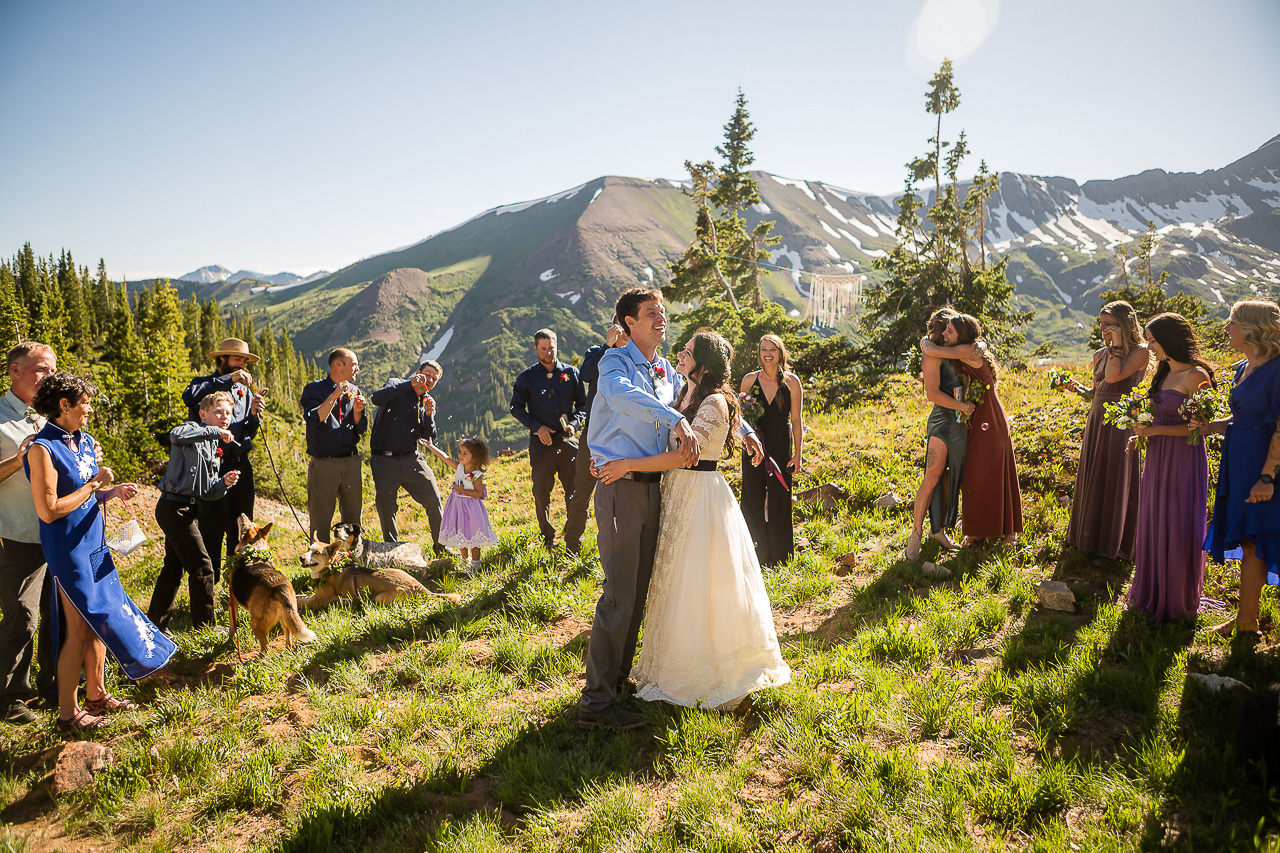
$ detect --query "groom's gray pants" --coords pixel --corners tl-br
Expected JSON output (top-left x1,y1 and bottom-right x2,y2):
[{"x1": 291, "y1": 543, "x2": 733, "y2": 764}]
[{"x1": 580, "y1": 478, "x2": 662, "y2": 714}]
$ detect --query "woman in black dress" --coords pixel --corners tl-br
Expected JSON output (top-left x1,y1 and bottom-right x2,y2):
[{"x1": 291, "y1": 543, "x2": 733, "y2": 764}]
[{"x1": 739, "y1": 334, "x2": 804, "y2": 567}]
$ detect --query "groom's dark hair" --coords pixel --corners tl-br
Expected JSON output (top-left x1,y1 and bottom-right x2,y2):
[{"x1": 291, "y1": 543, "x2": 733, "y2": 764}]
[{"x1": 615, "y1": 288, "x2": 663, "y2": 335}]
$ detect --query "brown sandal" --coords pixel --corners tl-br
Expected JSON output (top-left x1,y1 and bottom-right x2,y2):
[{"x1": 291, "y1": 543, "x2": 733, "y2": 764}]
[
  {"x1": 84, "y1": 693, "x2": 139, "y2": 714},
  {"x1": 55, "y1": 709, "x2": 111, "y2": 735}
]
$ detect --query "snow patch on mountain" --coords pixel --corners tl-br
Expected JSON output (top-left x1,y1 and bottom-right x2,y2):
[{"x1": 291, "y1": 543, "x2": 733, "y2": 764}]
[
  {"x1": 540, "y1": 269, "x2": 558, "y2": 281},
  {"x1": 752, "y1": 202, "x2": 772, "y2": 214},
  {"x1": 178, "y1": 265, "x2": 232, "y2": 283},
  {"x1": 495, "y1": 182, "x2": 588, "y2": 217},
  {"x1": 421, "y1": 327, "x2": 455, "y2": 363},
  {"x1": 769, "y1": 246, "x2": 805, "y2": 294},
  {"x1": 770, "y1": 175, "x2": 817, "y2": 201}
]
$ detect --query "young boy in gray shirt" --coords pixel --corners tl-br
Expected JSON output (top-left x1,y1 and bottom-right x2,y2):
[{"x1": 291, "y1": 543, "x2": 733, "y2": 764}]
[{"x1": 147, "y1": 392, "x2": 241, "y2": 632}]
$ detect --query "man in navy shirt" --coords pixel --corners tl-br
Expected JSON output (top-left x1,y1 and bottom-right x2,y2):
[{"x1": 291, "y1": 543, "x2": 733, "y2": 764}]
[
  {"x1": 509, "y1": 329, "x2": 587, "y2": 553},
  {"x1": 300, "y1": 348, "x2": 366, "y2": 543},
  {"x1": 369, "y1": 359, "x2": 448, "y2": 551},
  {"x1": 182, "y1": 337, "x2": 264, "y2": 581}
]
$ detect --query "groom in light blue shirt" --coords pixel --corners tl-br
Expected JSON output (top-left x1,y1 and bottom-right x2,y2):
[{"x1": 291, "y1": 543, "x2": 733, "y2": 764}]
[{"x1": 579, "y1": 288, "x2": 699, "y2": 730}]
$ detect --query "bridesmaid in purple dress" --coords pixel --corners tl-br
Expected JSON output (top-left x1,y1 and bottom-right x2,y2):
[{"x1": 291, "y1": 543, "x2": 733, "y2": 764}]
[
  {"x1": 1128, "y1": 313, "x2": 1214, "y2": 620},
  {"x1": 1064, "y1": 301, "x2": 1149, "y2": 559}
]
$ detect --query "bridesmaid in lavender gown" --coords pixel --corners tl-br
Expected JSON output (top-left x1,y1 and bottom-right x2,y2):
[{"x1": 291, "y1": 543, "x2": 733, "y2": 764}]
[
  {"x1": 1064, "y1": 301, "x2": 1149, "y2": 560},
  {"x1": 1128, "y1": 313, "x2": 1214, "y2": 620}
]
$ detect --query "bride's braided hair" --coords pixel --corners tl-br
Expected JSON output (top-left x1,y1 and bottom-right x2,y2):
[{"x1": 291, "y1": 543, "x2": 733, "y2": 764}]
[{"x1": 680, "y1": 331, "x2": 741, "y2": 452}]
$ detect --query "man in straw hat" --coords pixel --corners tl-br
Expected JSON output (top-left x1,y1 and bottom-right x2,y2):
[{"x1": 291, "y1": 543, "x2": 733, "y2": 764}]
[{"x1": 182, "y1": 337, "x2": 264, "y2": 581}]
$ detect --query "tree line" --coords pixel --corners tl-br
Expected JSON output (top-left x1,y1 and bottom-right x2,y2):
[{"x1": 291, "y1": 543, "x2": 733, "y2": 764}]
[{"x1": 0, "y1": 244, "x2": 316, "y2": 480}]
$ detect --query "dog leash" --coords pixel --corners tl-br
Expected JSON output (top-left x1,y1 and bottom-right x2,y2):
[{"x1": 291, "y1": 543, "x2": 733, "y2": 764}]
[{"x1": 257, "y1": 407, "x2": 310, "y2": 538}]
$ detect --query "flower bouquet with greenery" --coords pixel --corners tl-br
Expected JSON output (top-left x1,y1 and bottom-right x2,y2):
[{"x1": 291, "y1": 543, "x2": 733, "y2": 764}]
[
  {"x1": 1046, "y1": 368, "x2": 1072, "y2": 390},
  {"x1": 1104, "y1": 389, "x2": 1155, "y2": 452},
  {"x1": 959, "y1": 379, "x2": 988, "y2": 425},
  {"x1": 737, "y1": 389, "x2": 765, "y2": 425},
  {"x1": 1179, "y1": 384, "x2": 1228, "y2": 446}
]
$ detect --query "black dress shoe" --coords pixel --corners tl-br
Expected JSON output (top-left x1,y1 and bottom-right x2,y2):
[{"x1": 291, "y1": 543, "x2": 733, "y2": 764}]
[
  {"x1": 578, "y1": 704, "x2": 646, "y2": 731},
  {"x1": 3, "y1": 700, "x2": 38, "y2": 725},
  {"x1": 434, "y1": 544, "x2": 457, "y2": 558}
]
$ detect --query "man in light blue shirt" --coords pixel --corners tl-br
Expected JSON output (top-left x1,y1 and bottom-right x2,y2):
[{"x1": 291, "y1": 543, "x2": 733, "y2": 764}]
[
  {"x1": 579, "y1": 289, "x2": 764, "y2": 729},
  {"x1": 579, "y1": 289, "x2": 696, "y2": 730}
]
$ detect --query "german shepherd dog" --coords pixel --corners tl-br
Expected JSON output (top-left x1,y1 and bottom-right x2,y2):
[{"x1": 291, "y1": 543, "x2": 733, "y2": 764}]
[
  {"x1": 227, "y1": 514, "x2": 317, "y2": 660},
  {"x1": 298, "y1": 537, "x2": 461, "y2": 608},
  {"x1": 326, "y1": 523, "x2": 430, "y2": 570}
]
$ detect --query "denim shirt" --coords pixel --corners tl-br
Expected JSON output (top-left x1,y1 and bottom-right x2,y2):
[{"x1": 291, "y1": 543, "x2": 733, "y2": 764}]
[
  {"x1": 157, "y1": 422, "x2": 231, "y2": 501},
  {"x1": 587, "y1": 340, "x2": 686, "y2": 465}
]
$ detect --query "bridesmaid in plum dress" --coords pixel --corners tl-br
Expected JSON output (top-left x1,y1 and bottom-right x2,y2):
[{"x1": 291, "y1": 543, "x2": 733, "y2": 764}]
[
  {"x1": 1128, "y1": 313, "x2": 1214, "y2": 620},
  {"x1": 1064, "y1": 301, "x2": 1149, "y2": 560}
]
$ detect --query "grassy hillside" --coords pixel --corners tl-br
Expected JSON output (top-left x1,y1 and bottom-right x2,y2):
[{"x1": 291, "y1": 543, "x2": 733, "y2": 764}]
[{"x1": 1, "y1": 361, "x2": 1277, "y2": 852}]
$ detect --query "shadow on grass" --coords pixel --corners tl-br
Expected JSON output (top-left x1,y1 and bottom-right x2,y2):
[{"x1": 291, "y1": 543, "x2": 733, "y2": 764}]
[
  {"x1": 269, "y1": 693, "x2": 695, "y2": 852},
  {"x1": 1134, "y1": 639, "x2": 1280, "y2": 850}
]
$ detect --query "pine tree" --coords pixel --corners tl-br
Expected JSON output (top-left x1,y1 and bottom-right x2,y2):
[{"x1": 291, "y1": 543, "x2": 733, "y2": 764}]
[
  {"x1": 666, "y1": 90, "x2": 778, "y2": 311},
  {"x1": 136, "y1": 279, "x2": 192, "y2": 429},
  {"x1": 0, "y1": 265, "x2": 28, "y2": 354},
  {"x1": 1091, "y1": 220, "x2": 1219, "y2": 347},
  {"x1": 861, "y1": 59, "x2": 1031, "y2": 366}
]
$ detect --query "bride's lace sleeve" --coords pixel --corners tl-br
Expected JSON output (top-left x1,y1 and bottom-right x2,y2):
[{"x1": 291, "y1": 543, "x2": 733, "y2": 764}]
[{"x1": 691, "y1": 395, "x2": 728, "y2": 443}]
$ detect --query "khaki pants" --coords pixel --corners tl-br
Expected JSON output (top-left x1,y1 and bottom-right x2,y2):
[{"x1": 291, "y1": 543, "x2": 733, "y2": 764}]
[{"x1": 307, "y1": 455, "x2": 363, "y2": 543}]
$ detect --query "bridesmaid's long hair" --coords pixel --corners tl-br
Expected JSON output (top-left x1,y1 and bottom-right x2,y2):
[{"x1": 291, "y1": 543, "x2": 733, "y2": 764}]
[
  {"x1": 927, "y1": 307, "x2": 961, "y2": 346},
  {"x1": 1100, "y1": 300, "x2": 1144, "y2": 354},
  {"x1": 681, "y1": 331, "x2": 741, "y2": 452},
  {"x1": 1230, "y1": 300, "x2": 1280, "y2": 362},
  {"x1": 1145, "y1": 312, "x2": 1216, "y2": 399},
  {"x1": 951, "y1": 313, "x2": 1000, "y2": 380}
]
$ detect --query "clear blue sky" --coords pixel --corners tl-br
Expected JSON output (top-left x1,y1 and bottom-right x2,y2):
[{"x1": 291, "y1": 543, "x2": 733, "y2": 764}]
[{"x1": 2, "y1": 0, "x2": 1276, "y2": 280}]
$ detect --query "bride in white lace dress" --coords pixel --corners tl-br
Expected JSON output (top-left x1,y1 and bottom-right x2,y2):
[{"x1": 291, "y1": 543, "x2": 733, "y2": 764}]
[{"x1": 596, "y1": 332, "x2": 791, "y2": 709}]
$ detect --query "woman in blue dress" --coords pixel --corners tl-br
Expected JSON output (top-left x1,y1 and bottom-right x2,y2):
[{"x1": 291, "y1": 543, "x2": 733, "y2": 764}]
[
  {"x1": 26, "y1": 372, "x2": 175, "y2": 733},
  {"x1": 1201, "y1": 301, "x2": 1280, "y2": 638}
]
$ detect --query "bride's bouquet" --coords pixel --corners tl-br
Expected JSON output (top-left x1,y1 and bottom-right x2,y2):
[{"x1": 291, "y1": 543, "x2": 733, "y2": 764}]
[
  {"x1": 1046, "y1": 368, "x2": 1072, "y2": 390},
  {"x1": 1104, "y1": 389, "x2": 1155, "y2": 453},
  {"x1": 1179, "y1": 385, "x2": 1228, "y2": 446}
]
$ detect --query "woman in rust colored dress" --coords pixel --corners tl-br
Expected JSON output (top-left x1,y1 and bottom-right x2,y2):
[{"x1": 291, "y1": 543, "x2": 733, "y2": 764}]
[
  {"x1": 923, "y1": 314, "x2": 1022, "y2": 546},
  {"x1": 1063, "y1": 301, "x2": 1149, "y2": 559}
]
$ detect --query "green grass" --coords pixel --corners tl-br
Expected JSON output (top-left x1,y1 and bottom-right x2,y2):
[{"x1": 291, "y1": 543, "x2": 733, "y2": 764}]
[{"x1": 1, "y1": 365, "x2": 1279, "y2": 851}]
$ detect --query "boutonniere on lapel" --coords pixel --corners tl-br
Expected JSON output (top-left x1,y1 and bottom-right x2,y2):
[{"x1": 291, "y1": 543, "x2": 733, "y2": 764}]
[
  {"x1": 560, "y1": 372, "x2": 569, "y2": 382},
  {"x1": 653, "y1": 365, "x2": 666, "y2": 380},
  {"x1": 236, "y1": 387, "x2": 245, "y2": 399},
  {"x1": 215, "y1": 447, "x2": 223, "y2": 458}
]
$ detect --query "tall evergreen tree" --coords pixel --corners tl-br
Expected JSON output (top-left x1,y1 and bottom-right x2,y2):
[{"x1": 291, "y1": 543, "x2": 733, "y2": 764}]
[
  {"x1": 861, "y1": 59, "x2": 1030, "y2": 366},
  {"x1": 666, "y1": 90, "x2": 778, "y2": 311}
]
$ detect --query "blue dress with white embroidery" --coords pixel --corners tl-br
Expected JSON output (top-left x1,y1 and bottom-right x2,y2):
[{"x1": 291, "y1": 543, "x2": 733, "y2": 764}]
[
  {"x1": 26, "y1": 422, "x2": 175, "y2": 682},
  {"x1": 1205, "y1": 358, "x2": 1280, "y2": 585}
]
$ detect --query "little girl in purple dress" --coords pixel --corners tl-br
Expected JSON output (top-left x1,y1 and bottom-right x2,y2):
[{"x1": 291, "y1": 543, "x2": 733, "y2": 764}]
[{"x1": 426, "y1": 437, "x2": 498, "y2": 571}]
